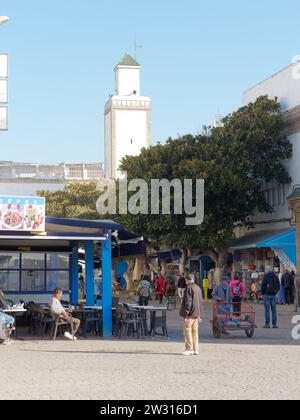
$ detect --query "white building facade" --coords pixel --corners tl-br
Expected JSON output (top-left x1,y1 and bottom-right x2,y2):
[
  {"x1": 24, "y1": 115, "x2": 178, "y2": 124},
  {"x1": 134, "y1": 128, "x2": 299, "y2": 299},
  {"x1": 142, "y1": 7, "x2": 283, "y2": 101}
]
[
  {"x1": 104, "y1": 54, "x2": 152, "y2": 179},
  {"x1": 243, "y1": 61, "x2": 300, "y2": 231},
  {"x1": 229, "y1": 62, "x2": 300, "y2": 272},
  {"x1": 0, "y1": 161, "x2": 104, "y2": 196}
]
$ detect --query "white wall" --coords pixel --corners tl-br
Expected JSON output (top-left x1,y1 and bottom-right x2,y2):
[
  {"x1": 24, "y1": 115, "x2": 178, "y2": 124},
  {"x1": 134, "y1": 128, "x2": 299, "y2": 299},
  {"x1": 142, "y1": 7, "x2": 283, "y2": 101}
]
[
  {"x1": 0, "y1": 182, "x2": 66, "y2": 196},
  {"x1": 104, "y1": 112, "x2": 112, "y2": 178},
  {"x1": 115, "y1": 67, "x2": 141, "y2": 96},
  {"x1": 244, "y1": 62, "x2": 300, "y2": 111},
  {"x1": 244, "y1": 62, "x2": 300, "y2": 227},
  {"x1": 115, "y1": 109, "x2": 148, "y2": 172}
]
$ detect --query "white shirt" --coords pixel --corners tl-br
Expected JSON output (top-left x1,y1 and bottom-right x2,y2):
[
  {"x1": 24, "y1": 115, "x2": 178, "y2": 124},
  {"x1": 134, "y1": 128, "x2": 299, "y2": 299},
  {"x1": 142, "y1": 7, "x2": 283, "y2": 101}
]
[{"x1": 49, "y1": 297, "x2": 65, "y2": 316}]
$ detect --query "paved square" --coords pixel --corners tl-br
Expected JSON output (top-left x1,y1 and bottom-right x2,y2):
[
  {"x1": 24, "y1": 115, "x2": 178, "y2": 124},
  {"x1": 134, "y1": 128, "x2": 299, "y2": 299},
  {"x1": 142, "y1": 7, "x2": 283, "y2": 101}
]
[{"x1": 1, "y1": 304, "x2": 300, "y2": 400}]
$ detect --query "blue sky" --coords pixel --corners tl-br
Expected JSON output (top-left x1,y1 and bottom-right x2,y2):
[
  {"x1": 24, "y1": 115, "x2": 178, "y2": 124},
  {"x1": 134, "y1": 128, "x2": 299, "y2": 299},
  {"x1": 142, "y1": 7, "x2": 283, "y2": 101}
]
[{"x1": 1, "y1": 0, "x2": 300, "y2": 163}]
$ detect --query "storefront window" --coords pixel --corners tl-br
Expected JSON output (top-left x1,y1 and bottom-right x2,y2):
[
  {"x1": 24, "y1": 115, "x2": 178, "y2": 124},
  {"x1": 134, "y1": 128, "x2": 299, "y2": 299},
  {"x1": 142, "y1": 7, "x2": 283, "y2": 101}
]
[
  {"x1": 22, "y1": 253, "x2": 45, "y2": 270},
  {"x1": 21, "y1": 270, "x2": 45, "y2": 292},
  {"x1": 0, "y1": 252, "x2": 70, "y2": 293},
  {"x1": 46, "y1": 254, "x2": 70, "y2": 270},
  {"x1": 46, "y1": 271, "x2": 69, "y2": 292},
  {"x1": 0, "y1": 253, "x2": 20, "y2": 270},
  {"x1": 0, "y1": 271, "x2": 19, "y2": 291}
]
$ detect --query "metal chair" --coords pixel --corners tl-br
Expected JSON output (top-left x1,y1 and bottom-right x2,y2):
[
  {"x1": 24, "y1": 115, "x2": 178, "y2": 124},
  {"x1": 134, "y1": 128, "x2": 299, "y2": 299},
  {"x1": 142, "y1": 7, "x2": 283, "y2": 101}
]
[
  {"x1": 52, "y1": 315, "x2": 75, "y2": 341},
  {"x1": 116, "y1": 304, "x2": 145, "y2": 339},
  {"x1": 151, "y1": 310, "x2": 169, "y2": 338}
]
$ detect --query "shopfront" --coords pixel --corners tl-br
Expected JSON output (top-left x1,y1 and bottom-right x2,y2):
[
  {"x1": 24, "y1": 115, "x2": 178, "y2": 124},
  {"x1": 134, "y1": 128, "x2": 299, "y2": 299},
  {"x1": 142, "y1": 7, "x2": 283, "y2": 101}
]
[
  {"x1": 229, "y1": 228, "x2": 296, "y2": 292},
  {"x1": 0, "y1": 216, "x2": 124, "y2": 338}
]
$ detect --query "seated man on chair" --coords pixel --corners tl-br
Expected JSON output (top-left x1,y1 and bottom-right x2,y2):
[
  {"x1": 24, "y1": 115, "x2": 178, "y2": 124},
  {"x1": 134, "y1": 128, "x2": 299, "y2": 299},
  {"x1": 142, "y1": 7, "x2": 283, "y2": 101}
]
[{"x1": 49, "y1": 288, "x2": 80, "y2": 341}]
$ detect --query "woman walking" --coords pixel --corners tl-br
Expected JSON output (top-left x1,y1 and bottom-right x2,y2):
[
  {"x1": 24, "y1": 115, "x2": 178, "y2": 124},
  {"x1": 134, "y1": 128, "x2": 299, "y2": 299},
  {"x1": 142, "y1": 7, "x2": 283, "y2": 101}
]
[{"x1": 154, "y1": 273, "x2": 165, "y2": 304}]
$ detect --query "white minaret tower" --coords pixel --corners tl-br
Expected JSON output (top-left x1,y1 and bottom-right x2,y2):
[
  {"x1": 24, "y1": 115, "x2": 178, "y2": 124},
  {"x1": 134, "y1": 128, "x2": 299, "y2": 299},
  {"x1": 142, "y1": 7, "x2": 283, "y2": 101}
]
[{"x1": 104, "y1": 53, "x2": 152, "y2": 179}]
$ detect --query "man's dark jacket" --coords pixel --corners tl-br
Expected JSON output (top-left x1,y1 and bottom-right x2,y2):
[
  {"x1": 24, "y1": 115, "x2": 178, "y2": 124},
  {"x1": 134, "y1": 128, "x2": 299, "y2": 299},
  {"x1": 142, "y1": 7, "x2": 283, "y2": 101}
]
[
  {"x1": 180, "y1": 283, "x2": 203, "y2": 318},
  {"x1": 261, "y1": 272, "x2": 280, "y2": 296}
]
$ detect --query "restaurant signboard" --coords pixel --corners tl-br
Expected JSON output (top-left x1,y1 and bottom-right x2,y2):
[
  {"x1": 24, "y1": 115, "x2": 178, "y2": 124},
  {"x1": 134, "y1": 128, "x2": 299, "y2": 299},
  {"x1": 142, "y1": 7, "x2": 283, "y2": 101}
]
[{"x1": 0, "y1": 196, "x2": 46, "y2": 232}]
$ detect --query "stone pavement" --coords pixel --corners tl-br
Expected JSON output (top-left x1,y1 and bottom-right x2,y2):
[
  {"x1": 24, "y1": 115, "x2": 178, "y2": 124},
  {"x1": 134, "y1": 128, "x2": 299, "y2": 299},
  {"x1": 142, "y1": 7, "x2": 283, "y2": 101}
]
[{"x1": 1, "y1": 303, "x2": 300, "y2": 400}]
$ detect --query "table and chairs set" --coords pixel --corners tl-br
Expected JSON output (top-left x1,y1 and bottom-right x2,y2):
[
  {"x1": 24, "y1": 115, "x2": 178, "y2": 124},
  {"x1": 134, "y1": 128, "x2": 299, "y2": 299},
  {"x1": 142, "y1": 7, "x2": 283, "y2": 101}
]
[
  {"x1": 26, "y1": 303, "x2": 105, "y2": 339},
  {"x1": 1, "y1": 298, "x2": 170, "y2": 341},
  {"x1": 113, "y1": 303, "x2": 169, "y2": 339}
]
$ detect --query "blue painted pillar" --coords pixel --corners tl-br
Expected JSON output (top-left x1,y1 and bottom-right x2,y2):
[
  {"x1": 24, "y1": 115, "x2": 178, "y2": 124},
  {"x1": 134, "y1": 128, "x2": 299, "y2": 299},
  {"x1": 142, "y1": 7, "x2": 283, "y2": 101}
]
[
  {"x1": 102, "y1": 235, "x2": 112, "y2": 338},
  {"x1": 71, "y1": 245, "x2": 79, "y2": 305},
  {"x1": 85, "y1": 241, "x2": 95, "y2": 306}
]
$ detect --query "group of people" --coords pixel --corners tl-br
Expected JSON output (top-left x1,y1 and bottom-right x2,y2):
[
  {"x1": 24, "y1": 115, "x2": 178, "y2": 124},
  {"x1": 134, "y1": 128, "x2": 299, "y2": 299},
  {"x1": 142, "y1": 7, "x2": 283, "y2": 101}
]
[
  {"x1": 278, "y1": 269, "x2": 296, "y2": 305},
  {"x1": 137, "y1": 272, "x2": 185, "y2": 306},
  {"x1": 178, "y1": 266, "x2": 300, "y2": 356},
  {"x1": 211, "y1": 267, "x2": 284, "y2": 329}
]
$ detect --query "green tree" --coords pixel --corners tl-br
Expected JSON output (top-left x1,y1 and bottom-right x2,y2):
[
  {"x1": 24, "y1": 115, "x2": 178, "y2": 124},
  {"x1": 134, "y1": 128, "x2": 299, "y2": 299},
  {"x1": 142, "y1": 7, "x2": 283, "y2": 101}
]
[
  {"x1": 38, "y1": 182, "x2": 100, "y2": 219},
  {"x1": 119, "y1": 96, "x2": 292, "y2": 282}
]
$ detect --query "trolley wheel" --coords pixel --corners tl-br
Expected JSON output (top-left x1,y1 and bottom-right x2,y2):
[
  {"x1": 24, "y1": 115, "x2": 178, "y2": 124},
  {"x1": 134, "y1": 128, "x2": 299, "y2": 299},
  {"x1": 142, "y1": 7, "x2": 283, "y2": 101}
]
[
  {"x1": 244, "y1": 316, "x2": 255, "y2": 338},
  {"x1": 245, "y1": 328, "x2": 255, "y2": 338},
  {"x1": 212, "y1": 319, "x2": 222, "y2": 339}
]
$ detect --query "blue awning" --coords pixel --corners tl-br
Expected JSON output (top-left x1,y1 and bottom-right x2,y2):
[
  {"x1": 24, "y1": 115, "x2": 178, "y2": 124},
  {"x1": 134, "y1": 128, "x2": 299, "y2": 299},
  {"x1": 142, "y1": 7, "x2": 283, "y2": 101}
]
[
  {"x1": 257, "y1": 228, "x2": 296, "y2": 266},
  {"x1": 229, "y1": 228, "x2": 296, "y2": 266}
]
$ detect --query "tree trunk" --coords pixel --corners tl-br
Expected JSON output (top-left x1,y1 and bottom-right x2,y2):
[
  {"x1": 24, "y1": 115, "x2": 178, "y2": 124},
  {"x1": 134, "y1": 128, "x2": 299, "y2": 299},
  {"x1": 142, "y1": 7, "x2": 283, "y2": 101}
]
[
  {"x1": 215, "y1": 245, "x2": 229, "y2": 285},
  {"x1": 206, "y1": 243, "x2": 229, "y2": 285},
  {"x1": 179, "y1": 248, "x2": 188, "y2": 273},
  {"x1": 125, "y1": 258, "x2": 135, "y2": 291},
  {"x1": 133, "y1": 256, "x2": 147, "y2": 282}
]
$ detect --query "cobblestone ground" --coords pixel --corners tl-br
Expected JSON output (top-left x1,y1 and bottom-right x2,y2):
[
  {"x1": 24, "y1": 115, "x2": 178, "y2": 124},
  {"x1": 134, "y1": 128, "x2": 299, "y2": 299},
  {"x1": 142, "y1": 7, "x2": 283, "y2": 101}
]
[{"x1": 1, "y1": 303, "x2": 300, "y2": 400}]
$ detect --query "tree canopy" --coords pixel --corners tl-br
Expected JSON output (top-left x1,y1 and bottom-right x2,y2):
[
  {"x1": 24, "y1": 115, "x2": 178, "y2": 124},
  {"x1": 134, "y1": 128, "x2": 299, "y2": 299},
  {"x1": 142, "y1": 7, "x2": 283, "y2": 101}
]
[
  {"x1": 38, "y1": 181, "x2": 100, "y2": 219},
  {"x1": 119, "y1": 96, "x2": 292, "y2": 275}
]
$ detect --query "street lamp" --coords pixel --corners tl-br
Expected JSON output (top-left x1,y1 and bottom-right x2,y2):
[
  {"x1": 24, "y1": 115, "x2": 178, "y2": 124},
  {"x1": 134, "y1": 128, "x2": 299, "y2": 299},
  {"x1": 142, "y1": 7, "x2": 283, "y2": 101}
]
[{"x1": 0, "y1": 16, "x2": 9, "y2": 26}]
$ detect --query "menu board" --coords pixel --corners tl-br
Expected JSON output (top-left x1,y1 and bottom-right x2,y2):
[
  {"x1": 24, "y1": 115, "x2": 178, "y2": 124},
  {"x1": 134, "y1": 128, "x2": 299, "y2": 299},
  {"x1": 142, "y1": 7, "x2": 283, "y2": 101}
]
[
  {"x1": 0, "y1": 196, "x2": 46, "y2": 232},
  {"x1": 166, "y1": 263, "x2": 181, "y2": 285}
]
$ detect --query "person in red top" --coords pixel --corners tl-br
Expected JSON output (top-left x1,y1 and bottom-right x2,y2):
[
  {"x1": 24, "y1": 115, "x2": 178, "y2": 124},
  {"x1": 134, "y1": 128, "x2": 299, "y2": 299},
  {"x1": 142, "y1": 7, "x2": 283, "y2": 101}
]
[{"x1": 154, "y1": 273, "x2": 165, "y2": 304}]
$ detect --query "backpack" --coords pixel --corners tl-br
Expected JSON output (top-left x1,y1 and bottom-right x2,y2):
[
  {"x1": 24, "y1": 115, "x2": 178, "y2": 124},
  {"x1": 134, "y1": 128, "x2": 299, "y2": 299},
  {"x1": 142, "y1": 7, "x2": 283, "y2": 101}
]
[{"x1": 232, "y1": 282, "x2": 242, "y2": 298}]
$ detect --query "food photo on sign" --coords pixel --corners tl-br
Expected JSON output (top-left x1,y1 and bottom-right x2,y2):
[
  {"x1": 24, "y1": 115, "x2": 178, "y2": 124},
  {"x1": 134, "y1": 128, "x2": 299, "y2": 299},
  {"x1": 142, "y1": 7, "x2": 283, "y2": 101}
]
[{"x1": 0, "y1": 196, "x2": 46, "y2": 232}]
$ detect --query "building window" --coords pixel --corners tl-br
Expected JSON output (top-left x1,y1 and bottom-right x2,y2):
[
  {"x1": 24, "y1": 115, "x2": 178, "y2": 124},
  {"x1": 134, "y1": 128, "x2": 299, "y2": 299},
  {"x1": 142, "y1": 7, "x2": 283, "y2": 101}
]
[
  {"x1": 22, "y1": 253, "x2": 45, "y2": 269},
  {"x1": 0, "y1": 252, "x2": 70, "y2": 293},
  {"x1": 0, "y1": 253, "x2": 20, "y2": 270},
  {"x1": 21, "y1": 270, "x2": 45, "y2": 292},
  {"x1": 0, "y1": 271, "x2": 19, "y2": 291},
  {"x1": 46, "y1": 271, "x2": 69, "y2": 292}
]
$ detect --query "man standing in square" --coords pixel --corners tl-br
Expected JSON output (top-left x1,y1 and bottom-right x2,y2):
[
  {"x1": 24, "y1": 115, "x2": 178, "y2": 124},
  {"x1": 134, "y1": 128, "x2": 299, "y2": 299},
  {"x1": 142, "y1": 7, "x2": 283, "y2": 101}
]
[{"x1": 180, "y1": 274, "x2": 203, "y2": 356}]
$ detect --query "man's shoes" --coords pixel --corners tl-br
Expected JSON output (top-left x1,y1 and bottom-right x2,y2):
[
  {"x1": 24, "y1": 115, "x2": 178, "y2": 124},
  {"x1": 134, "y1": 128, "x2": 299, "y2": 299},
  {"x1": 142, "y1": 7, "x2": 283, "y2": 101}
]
[
  {"x1": 64, "y1": 332, "x2": 74, "y2": 341},
  {"x1": 273, "y1": 325, "x2": 278, "y2": 329},
  {"x1": 263, "y1": 325, "x2": 271, "y2": 329},
  {"x1": 183, "y1": 351, "x2": 194, "y2": 357},
  {"x1": 194, "y1": 351, "x2": 199, "y2": 356}
]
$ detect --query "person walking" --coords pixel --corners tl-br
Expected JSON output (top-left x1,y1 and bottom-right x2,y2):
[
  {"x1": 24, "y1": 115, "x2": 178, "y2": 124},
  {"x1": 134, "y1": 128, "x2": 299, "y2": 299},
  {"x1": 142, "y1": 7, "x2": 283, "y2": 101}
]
[
  {"x1": 229, "y1": 273, "x2": 246, "y2": 316},
  {"x1": 261, "y1": 266, "x2": 280, "y2": 329},
  {"x1": 137, "y1": 275, "x2": 152, "y2": 306},
  {"x1": 177, "y1": 273, "x2": 187, "y2": 304},
  {"x1": 282, "y1": 269, "x2": 294, "y2": 305},
  {"x1": 180, "y1": 274, "x2": 203, "y2": 356},
  {"x1": 154, "y1": 273, "x2": 165, "y2": 304}
]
